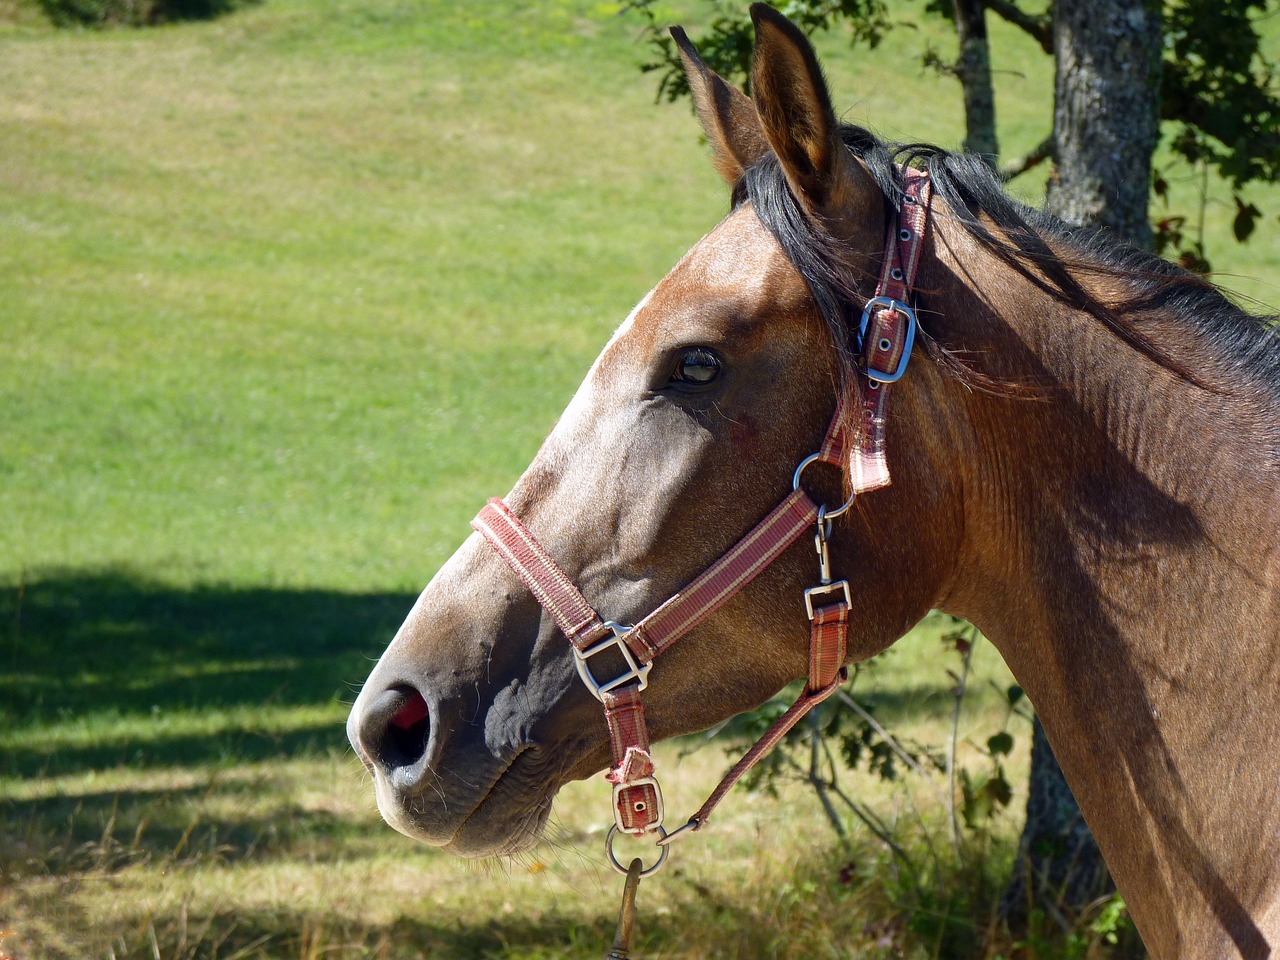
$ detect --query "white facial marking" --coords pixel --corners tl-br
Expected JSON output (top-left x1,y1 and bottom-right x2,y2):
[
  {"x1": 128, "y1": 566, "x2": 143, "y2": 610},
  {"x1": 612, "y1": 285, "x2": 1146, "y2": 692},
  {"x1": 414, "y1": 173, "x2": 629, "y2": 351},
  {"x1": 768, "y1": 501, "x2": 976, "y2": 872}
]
[{"x1": 535, "y1": 288, "x2": 655, "y2": 460}]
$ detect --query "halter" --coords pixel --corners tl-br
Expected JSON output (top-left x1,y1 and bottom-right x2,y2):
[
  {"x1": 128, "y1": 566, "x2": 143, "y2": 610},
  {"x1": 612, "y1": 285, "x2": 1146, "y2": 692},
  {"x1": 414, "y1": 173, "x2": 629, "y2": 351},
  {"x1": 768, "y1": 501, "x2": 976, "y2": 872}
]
[{"x1": 472, "y1": 167, "x2": 932, "y2": 868}]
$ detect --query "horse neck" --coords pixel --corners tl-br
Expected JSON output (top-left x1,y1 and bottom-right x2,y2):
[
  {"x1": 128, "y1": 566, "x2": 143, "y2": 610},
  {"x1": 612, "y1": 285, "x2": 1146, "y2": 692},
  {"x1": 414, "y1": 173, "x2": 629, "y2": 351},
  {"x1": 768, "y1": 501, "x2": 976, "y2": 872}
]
[{"x1": 918, "y1": 220, "x2": 1280, "y2": 953}]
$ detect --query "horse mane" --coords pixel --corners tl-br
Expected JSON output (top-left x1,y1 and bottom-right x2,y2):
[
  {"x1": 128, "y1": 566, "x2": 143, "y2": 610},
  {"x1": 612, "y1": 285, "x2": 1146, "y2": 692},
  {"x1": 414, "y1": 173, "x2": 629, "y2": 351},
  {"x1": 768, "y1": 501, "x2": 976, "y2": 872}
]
[{"x1": 734, "y1": 125, "x2": 1280, "y2": 404}]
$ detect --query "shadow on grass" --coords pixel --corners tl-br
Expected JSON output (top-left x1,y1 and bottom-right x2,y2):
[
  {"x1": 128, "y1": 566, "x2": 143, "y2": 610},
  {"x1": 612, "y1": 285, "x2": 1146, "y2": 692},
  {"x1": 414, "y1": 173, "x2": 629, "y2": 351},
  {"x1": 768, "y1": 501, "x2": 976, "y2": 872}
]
[
  {"x1": 2, "y1": 775, "x2": 387, "y2": 874},
  {"x1": 1, "y1": 567, "x2": 416, "y2": 777},
  {"x1": 24, "y1": 861, "x2": 891, "y2": 960}
]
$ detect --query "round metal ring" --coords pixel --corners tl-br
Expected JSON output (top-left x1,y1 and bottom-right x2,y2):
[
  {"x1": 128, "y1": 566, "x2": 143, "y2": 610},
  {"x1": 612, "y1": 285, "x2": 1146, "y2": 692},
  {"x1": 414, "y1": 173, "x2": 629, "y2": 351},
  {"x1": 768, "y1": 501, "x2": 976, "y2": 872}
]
[
  {"x1": 792, "y1": 453, "x2": 857, "y2": 520},
  {"x1": 605, "y1": 825, "x2": 669, "y2": 877}
]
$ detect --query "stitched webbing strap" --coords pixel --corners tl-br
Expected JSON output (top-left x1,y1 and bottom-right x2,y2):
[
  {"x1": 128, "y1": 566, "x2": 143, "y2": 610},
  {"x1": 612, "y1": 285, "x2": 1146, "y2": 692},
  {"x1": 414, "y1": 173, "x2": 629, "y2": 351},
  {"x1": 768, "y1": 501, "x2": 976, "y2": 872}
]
[
  {"x1": 627, "y1": 487, "x2": 823, "y2": 661},
  {"x1": 602, "y1": 687, "x2": 660, "y2": 834},
  {"x1": 682, "y1": 599, "x2": 849, "y2": 831},
  {"x1": 851, "y1": 168, "x2": 932, "y2": 492},
  {"x1": 472, "y1": 499, "x2": 612, "y2": 652}
]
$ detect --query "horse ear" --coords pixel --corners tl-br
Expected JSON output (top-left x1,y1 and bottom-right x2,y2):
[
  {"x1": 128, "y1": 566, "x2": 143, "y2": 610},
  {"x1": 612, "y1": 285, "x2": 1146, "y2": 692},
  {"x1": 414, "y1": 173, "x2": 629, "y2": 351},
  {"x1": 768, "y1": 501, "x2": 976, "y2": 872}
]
[
  {"x1": 748, "y1": 3, "x2": 860, "y2": 215},
  {"x1": 671, "y1": 26, "x2": 770, "y2": 185}
]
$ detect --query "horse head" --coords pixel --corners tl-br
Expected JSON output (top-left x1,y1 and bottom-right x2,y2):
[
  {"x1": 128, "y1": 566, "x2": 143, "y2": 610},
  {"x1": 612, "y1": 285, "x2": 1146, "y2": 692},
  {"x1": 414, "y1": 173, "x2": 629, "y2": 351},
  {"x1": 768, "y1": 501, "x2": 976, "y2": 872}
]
[{"x1": 347, "y1": 4, "x2": 968, "y2": 858}]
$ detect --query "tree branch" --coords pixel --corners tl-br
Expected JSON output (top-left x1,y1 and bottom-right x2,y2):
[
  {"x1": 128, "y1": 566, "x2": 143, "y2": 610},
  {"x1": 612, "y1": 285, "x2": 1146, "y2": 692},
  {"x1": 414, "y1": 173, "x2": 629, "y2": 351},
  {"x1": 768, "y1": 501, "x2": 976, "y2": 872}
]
[
  {"x1": 946, "y1": 626, "x2": 977, "y2": 857},
  {"x1": 805, "y1": 714, "x2": 849, "y2": 841},
  {"x1": 835, "y1": 689, "x2": 940, "y2": 790},
  {"x1": 984, "y1": 0, "x2": 1053, "y2": 54},
  {"x1": 999, "y1": 133, "x2": 1055, "y2": 181}
]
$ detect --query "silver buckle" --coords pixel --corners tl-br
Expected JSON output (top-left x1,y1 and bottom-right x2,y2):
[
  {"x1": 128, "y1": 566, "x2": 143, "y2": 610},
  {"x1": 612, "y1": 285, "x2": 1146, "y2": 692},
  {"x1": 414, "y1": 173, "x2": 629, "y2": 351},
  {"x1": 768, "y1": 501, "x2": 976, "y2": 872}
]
[
  {"x1": 611, "y1": 776, "x2": 665, "y2": 834},
  {"x1": 858, "y1": 296, "x2": 917, "y2": 383},
  {"x1": 804, "y1": 580, "x2": 851, "y2": 619},
  {"x1": 573, "y1": 621, "x2": 651, "y2": 702}
]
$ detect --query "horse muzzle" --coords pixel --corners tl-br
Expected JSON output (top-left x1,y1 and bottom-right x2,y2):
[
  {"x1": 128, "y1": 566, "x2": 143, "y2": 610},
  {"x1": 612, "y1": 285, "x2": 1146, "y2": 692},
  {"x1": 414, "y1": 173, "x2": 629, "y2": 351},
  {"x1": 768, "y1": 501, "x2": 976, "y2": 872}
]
[{"x1": 348, "y1": 679, "x2": 566, "y2": 855}]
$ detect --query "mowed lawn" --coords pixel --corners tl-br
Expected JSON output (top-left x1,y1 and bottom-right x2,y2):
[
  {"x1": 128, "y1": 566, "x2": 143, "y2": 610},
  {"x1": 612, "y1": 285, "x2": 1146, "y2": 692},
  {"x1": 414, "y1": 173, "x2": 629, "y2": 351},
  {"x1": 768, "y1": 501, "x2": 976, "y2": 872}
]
[{"x1": 2, "y1": 2, "x2": 1277, "y2": 958}]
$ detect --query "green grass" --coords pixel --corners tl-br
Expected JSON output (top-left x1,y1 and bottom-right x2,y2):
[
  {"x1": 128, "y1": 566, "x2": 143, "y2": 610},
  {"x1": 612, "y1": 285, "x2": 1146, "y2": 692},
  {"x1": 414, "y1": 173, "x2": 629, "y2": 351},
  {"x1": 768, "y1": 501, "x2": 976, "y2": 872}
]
[{"x1": 2, "y1": 0, "x2": 1272, "y2": 956}]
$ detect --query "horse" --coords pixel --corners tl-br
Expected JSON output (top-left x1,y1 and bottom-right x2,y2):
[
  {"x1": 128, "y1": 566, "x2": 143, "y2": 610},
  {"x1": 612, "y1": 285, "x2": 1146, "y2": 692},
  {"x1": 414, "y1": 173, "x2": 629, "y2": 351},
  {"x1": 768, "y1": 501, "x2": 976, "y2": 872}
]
[{"x1": 347, "y1": 5, "x2": 1280, "y2": 957}]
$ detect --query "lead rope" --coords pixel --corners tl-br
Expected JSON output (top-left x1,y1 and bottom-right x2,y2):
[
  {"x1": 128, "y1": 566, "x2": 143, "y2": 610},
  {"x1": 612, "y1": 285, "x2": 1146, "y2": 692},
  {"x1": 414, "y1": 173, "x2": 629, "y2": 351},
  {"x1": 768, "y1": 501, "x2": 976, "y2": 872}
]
[{"x1": 602, "y1": 858, "x2": 644, "y2": 960}]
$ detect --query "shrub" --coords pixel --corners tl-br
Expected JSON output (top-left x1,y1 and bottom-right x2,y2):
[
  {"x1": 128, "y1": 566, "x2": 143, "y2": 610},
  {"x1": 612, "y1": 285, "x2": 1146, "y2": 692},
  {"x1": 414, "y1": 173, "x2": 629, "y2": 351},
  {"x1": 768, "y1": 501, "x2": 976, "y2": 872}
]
[{"x1": 36, "y1": 0, "x2": 258, "y2": 28}]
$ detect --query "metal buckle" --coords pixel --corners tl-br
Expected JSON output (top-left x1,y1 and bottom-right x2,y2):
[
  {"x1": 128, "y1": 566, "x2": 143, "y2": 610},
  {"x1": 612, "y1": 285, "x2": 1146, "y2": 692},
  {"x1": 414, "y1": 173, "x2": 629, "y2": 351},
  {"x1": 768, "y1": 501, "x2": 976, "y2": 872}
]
[
  {"x1": 859, "y1": 296, "x2": 917, "y2": 384},
  {"x1": 573, "y1": 621, "x2": 651, "y2": 702},
  {"x1": 804, "y1": 580, "x2": 851, "y2": 619},
  {"x1": 611, "y1": 776, "x2": 665, "y2": 834}
]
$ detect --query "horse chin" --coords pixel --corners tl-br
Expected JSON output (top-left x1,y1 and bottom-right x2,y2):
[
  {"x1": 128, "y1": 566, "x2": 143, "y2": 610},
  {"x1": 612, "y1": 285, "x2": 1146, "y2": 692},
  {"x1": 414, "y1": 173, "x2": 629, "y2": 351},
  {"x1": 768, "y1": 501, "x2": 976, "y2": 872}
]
[
  {"x1": 442, "y1": 801, "x2": 552, "y2": 859},
  {"x1": 372, "y1": 747, "x2": 565, "y2": 859}
]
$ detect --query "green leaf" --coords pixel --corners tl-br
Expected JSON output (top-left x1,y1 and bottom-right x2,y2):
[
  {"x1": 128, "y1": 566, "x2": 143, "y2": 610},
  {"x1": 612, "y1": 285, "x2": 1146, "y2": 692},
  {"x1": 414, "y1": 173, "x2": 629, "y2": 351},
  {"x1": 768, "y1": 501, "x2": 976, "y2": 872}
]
[
  {"x1": 1233, "y1": 194, "x2": 1262, "y2": 242},
  {"x1": 984, "y1": 773, "x2": 1013, "y2": 808},
  {"x1": 987, "y1": 731, "x2": 1014, "y2": 756}
]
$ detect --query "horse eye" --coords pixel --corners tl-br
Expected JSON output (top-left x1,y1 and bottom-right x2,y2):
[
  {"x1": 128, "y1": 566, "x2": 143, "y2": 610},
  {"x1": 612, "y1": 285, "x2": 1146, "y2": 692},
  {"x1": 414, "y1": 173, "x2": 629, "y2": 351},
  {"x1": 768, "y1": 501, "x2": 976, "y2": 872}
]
[{"x1": 672, "y1": 347, "x2": 721, "y2": 386}]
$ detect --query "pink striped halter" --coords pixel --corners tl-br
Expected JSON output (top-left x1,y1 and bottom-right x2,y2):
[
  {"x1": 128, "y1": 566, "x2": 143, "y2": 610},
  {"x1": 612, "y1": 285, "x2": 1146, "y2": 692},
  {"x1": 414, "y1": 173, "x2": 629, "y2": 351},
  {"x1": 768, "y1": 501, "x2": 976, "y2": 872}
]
[{"x1": 472, "y1": 168, "x2": 931, "y2": 870}]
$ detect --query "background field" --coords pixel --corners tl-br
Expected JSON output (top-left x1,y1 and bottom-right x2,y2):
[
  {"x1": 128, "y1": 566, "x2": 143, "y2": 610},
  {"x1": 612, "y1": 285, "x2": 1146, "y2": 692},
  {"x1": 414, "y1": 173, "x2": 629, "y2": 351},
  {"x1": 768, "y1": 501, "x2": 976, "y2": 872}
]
[{"x1": 3, "y1": 1, "x2": 1276, "y2": 957}]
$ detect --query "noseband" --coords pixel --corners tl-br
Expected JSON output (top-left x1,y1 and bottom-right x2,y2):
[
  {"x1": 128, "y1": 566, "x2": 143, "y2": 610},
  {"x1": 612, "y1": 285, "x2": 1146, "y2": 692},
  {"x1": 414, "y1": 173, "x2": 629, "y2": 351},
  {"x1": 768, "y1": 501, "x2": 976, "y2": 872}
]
[{"x1": 472, "y1": 167, "x2": 932, "y2": 867}]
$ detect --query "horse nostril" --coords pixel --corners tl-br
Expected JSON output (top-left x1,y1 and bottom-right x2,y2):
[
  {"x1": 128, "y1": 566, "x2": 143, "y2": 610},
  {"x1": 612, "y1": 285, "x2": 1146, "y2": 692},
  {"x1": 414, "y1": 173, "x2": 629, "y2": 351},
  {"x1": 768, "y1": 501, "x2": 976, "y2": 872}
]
[
  {"x1": 390, "y1": 689, "x2": 429, "y2": 731},
  {"x1": 381, "y1": 687, "x2": 431, "y2": 769},
  {"x1": 356, "y1": 685, "x2": 432, "y2": 777}
]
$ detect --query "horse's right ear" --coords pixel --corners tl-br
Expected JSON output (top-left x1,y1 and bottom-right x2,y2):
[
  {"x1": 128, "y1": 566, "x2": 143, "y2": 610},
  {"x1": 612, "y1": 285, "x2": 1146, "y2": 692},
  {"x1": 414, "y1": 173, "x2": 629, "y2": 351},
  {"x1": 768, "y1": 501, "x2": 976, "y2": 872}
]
[
  {"x1": 748, "y1": 3, "x2": 865, "y2": 219},
  {"x1": 671, "y1": 26, "x2": 770, "y2": 185}
]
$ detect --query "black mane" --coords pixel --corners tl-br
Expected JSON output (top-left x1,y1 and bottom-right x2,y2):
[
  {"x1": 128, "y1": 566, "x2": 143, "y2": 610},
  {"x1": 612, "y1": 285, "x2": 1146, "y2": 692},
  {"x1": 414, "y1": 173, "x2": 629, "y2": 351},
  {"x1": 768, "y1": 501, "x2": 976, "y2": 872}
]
[{"x1": 735, "y1": 125, "x2": 1280, "y2": 400}]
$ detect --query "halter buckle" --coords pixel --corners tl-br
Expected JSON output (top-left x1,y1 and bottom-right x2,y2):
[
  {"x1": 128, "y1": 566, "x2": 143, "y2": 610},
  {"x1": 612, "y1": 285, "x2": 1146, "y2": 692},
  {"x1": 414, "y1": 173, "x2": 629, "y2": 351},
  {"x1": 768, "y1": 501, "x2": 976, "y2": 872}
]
[
  {"x1": 804, "y1": 580, "x2": 851, "y2": 619},
  {"x1": 611, "y1": 776, "x2": 665, "y2": 834},
  {"x1": 574, "y1": 621, "x2": 651, "y2": 702},
  {"x1": 859, "y1": 297, "x2": 917, "y2": 383}
]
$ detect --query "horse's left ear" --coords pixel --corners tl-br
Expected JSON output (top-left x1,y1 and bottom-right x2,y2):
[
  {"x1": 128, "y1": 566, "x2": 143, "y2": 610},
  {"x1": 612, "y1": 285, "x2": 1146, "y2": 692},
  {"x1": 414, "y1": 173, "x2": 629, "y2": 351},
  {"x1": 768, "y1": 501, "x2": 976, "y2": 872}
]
[{"x1": 748, "y1": 3, "x2": 866, "y2": 218}]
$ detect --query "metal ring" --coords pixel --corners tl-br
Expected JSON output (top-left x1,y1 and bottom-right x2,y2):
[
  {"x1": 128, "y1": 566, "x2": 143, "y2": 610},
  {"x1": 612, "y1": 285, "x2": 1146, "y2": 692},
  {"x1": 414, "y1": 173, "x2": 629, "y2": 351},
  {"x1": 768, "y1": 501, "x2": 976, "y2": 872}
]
[
  {"x1": 606, "y1": 825, "x2": 669, "y2": 877},
  {"x1": 792, "y1": 453, "x2": 857, "y2": 520}
]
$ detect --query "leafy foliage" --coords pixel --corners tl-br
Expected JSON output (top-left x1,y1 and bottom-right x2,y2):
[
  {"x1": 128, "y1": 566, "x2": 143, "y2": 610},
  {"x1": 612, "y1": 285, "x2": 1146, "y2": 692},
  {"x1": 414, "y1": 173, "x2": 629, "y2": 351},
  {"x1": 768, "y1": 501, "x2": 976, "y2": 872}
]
[
  {"x1": 623, "y1": 0, "x2": 1280, "y2": 267},
  {"x1": 1162, "y1": 0, "x2": 1280, "y2": 188},
  {"x1": 622, "y1": 0, "x2": 892, "y2": 100},
  {"x1": 36, "y1": 0, "x2": 258, "y2": 28}
]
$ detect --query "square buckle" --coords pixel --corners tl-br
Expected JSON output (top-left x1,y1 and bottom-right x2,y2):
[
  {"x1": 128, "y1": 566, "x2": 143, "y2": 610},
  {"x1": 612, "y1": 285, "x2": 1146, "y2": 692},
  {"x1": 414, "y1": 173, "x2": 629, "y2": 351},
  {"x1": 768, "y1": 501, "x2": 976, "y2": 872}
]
[
  {"x1": 573, "y1": 621, "x2": 651, "y2": 702},
  {"x1": 804, "y1": 581, "x2": 851, "y2": 620},
  {"x1": 611, "y1": 776, "x2": 664, "y2": 834},
  {"x1": 859, "y1": 297, "x2": 917, "y2": 384}
]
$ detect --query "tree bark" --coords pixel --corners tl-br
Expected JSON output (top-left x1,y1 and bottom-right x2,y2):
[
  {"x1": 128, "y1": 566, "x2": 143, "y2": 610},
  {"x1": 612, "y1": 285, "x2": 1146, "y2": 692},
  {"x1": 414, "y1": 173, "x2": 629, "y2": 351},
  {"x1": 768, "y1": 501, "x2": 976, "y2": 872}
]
[
  {"x1": 1002, "y1": 719, "x2": 1114, "y2": 924},
  {"x1": 1003, "y1": 0, "x2": 1163, "y2": 925},
  {"x1": 1045, "y1": 0, "x2": 1162, "y2": 246},
  {"x1": 954, "y1": 0, "x2": 998, "y2": 162}
]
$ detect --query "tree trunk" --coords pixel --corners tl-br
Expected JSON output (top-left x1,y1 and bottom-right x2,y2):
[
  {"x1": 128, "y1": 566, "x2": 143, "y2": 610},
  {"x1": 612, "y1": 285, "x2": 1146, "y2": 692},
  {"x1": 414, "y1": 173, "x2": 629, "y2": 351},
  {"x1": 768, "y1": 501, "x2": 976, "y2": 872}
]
[
  {"x1": 1003, "y1": 0, "x2": 1163, "y2": 925},
  {"x1": 1045, "y1": 0, "x2": 1162, "y2": 246},
  {"x1": 1002, "y1": 718, "x2": 1114, "y2": 924},
  {"x1": 954, "y1": 0, "x2": 998, "y2": 162}
]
